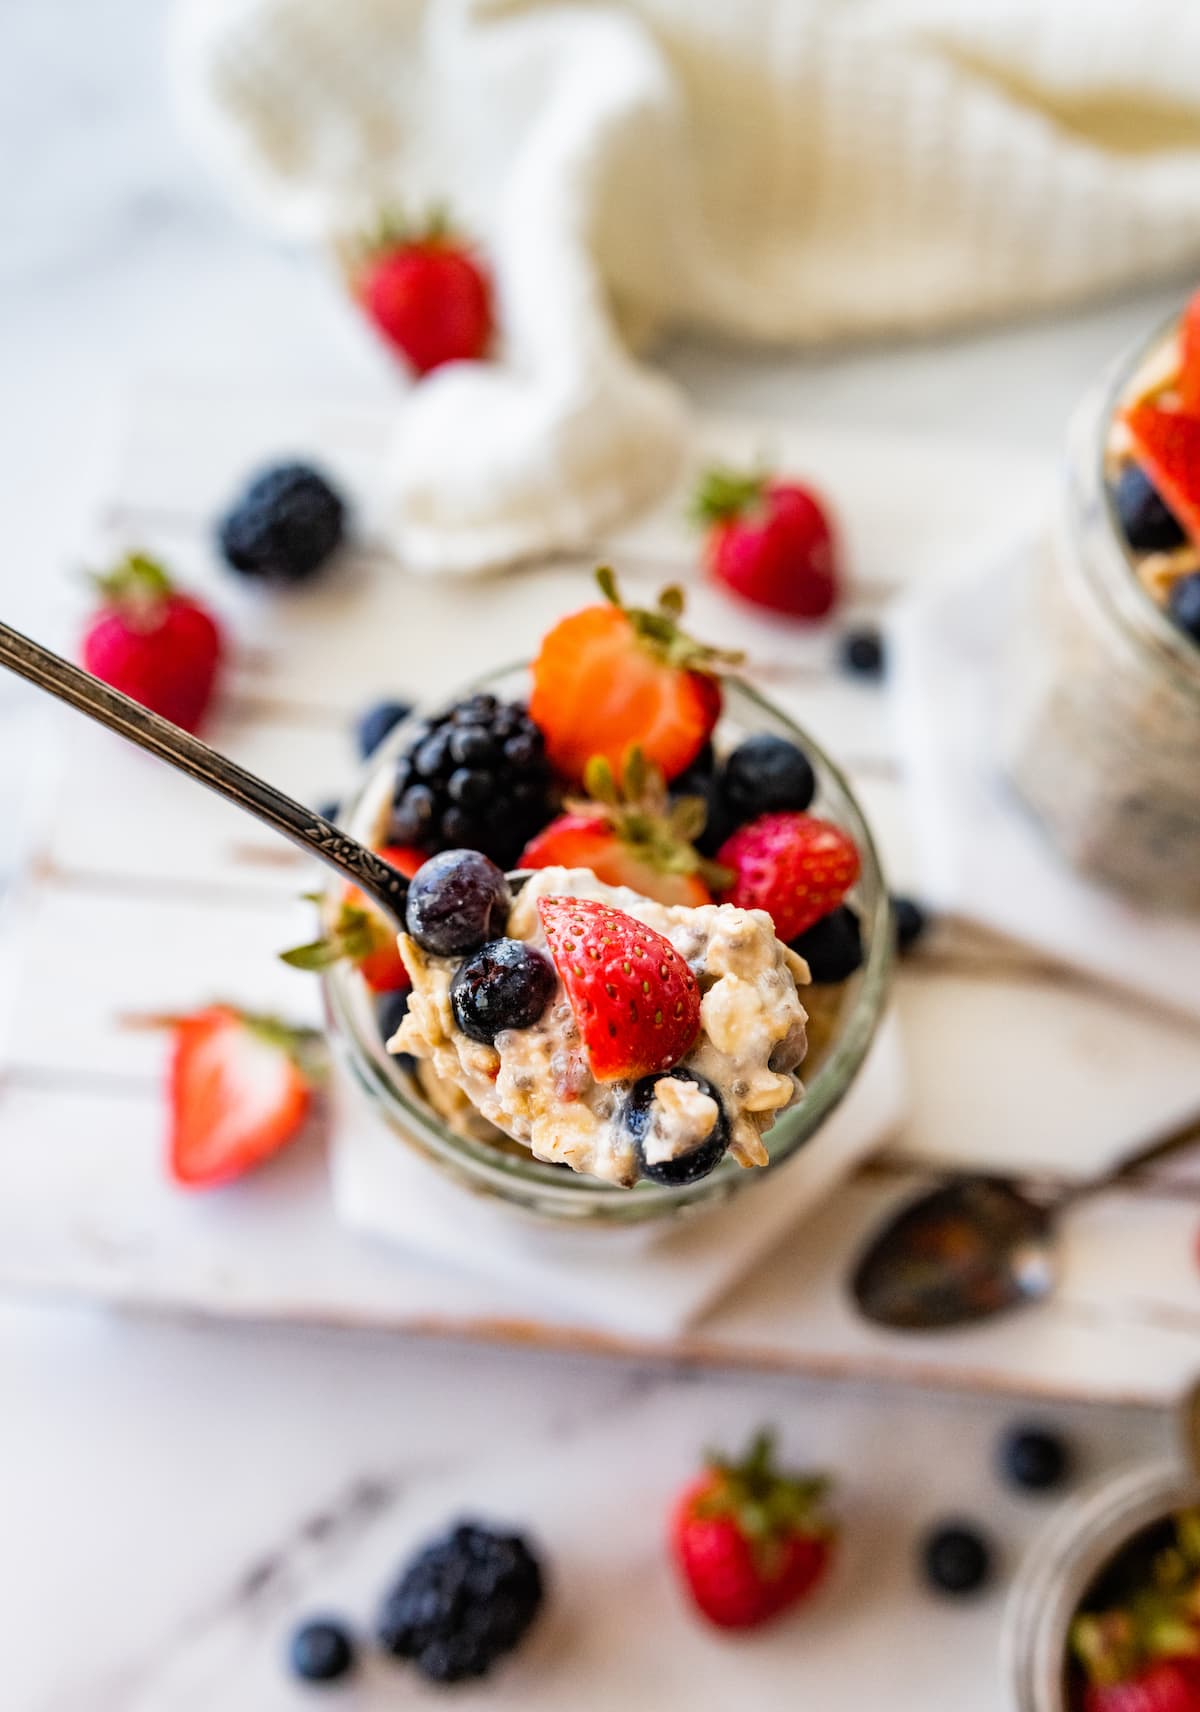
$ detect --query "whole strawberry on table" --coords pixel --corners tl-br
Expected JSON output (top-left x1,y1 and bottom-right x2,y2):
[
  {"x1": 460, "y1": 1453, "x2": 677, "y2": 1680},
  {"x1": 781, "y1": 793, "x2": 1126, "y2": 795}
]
[{"x1": 347, "y1": 208, "x2": 494, "y2": 377}]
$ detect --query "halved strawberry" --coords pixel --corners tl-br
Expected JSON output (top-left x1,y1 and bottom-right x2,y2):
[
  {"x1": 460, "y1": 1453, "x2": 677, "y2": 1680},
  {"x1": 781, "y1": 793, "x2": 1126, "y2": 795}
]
[
  {"x1": 519, "y1": 750, "x2": 728, "y2": 907},
  {"x1": 1179, "y1": 288, "x2": 1200, "y2": 413},
  {"x1": 538, "y1": 895, "x2": 700, "y2": 1082},
  {"x1": 529, "y1": 569, "x2": 741, "y2": 786},
  {"x1": 1123, "y1": 403, "x2": 1200, "y2": 543},
  {"x1": 718, "y1": 811, "x2": 860, "y2": 942},
  {"x1": 166, "y1": 1005, "x2": 322, "y2": 1188},
  {"x1": 281, "y1": 844, "x2": 423, "y2": 993}
]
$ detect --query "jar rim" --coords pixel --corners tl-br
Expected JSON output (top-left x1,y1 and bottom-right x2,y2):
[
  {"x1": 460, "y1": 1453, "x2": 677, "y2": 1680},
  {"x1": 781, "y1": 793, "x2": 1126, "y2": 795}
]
[{"x1": 322, "y1": 664, "x2": 893, "y2": 1220}]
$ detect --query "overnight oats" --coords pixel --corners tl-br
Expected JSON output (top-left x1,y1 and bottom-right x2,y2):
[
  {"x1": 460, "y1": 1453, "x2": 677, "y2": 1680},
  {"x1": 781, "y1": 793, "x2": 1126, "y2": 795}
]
[
  {"x1": 312, "y1": 572, "x2": 891, "y2": 1224},
  {"x1": 1002, "y1": 291, "x2": 1200, "y2": 911}
]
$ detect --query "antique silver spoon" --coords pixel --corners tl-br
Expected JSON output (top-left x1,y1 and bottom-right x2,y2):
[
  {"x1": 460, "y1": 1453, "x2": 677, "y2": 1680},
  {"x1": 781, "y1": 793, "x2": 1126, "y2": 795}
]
[
  {"x1": 0, "y1": 620, "x2": 412, "y2": 920},
  {"x1": 851, "y1": 1108, "x2": 1200, "y2": 1331}
]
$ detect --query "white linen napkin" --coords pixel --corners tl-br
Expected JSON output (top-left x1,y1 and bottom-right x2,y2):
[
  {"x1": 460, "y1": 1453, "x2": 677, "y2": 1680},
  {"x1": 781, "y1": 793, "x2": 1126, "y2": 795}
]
[
  {"x1": 331, "y1": 1012, "x2": 906, "y2": 1339},
  {"x1": 891, "y1": 547, "x2": 1200, "y2": 1024},
  {"x1": 171, "y1": 0, "x2": 1200, "y2": 575}
]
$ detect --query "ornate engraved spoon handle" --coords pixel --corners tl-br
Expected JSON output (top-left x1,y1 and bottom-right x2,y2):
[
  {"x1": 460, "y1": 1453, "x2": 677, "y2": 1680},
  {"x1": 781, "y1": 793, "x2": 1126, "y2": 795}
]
[{"x1": 0, "y1": 620, "x2": 410, "y2": 921}]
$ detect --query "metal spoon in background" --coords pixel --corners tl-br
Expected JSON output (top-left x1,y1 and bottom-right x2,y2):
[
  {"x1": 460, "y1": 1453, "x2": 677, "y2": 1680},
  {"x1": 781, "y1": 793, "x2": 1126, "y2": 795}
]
[
  {"x1": 0, "y1": 620, "x2": 412, "y2": 922},
  {"x1": 851, "y1": 1108, "x2": 1200, "y2": 1332}
]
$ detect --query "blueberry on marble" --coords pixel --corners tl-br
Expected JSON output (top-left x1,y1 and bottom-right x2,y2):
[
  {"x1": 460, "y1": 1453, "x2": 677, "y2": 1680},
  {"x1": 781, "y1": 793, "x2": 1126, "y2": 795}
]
[
  {"x1": 790, "y1": 905, "x2": 863, "y2": 983},
  {"x1": 891, "y1": 895, "x2": 928, "y2": 953},
  {"x1": 720, "y1": 734, "x2": 816, "y2": 822},
  {"x1": 840, "y1": 625, "x2": 886, "y2": 678},
  {"x1": 1168, "y1": 571, "x2": 1200, "y2": 644},
  {"x1": 218, "y1": 462, "x2": 346, "y2": 587},
  {"x1": 405, "y1": 850, "x2": 511, "y2": 957},
  {"x1": 288, "y1": 1617, "x2": 356, "y2": 1683},
  {"x1": 450, "y1": 940, "x2": 556, "y2": 1043},
  {"x1": 999, "y1": 1425, "x2": 1072, "y2": 1492},
  {"x1": 625, "y1": 1068, "x2": 730, "y2": 1186},
  {"x1": 1113, "y1": 462, "x2": 1186, "y2": 554},
  {"x1": 920, "y1": 1522, "x2": 993, "y2": 1596},
  {"x1": 356, "y1": 699, "x2": 413, "y2": 759}
]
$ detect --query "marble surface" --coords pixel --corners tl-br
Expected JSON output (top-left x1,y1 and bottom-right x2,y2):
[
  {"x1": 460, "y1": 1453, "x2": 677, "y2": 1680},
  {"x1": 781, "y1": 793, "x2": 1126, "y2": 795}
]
[{"x1": 1, "y1": 4, "x2": 1198, "y2": 1708}]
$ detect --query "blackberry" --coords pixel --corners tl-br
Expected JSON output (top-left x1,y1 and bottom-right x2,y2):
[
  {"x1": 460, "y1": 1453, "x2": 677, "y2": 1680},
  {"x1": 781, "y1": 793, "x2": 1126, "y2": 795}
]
[
  {"x1": 388, "y1": 694, "x2": 555, "y2": 867},
  {"x1": 376, "y1": 1521, "x2": 544, "y2": 1685},
  {"x1": 218, "y1": 462, "x2": 346, "y2": 586},
  {"x1": 288, "y1": 1617, "x2": 356, "y2": 1684},
  {"x1": 625, "y1": 1068, "x2": 729, "y2": 1186}
]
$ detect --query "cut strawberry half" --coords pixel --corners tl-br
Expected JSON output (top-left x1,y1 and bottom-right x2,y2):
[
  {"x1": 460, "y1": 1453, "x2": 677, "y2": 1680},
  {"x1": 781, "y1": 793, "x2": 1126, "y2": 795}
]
[
  {"x1": 1179, "y1": 288, "x2": 1200, "y2": 413},
  {"x1": 1123, "y1": 403, "x2": 1200, "y2": 543},
  {"x1": 166, "y1": 1005, "x2": 323, "y2": 1188},
  {"x1": 280, "y1": 844, "x2": 423, "y2": 993}
]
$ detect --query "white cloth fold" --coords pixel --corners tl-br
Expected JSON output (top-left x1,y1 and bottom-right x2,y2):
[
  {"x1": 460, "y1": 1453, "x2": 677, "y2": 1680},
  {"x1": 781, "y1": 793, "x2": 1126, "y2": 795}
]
[{"x1": 172, "y1": 0, "x2": 1200, "y2": 573}]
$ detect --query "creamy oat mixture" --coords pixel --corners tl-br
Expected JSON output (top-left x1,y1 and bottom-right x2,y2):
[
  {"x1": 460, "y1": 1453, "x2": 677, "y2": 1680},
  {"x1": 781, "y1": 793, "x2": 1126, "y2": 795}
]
[{"x1": 391, "y1": 867, "x2": 810, "y2": 1186}]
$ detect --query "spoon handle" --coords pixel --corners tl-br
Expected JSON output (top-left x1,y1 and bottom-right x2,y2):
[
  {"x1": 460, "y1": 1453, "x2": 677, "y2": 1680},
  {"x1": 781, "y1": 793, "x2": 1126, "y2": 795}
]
[
  {"x1": 0, "y1": 620, "x2": 410, "y2": 921},
  {"x1": 1057, "y1": 1106, "x2": 1200, "y2": 1210}
]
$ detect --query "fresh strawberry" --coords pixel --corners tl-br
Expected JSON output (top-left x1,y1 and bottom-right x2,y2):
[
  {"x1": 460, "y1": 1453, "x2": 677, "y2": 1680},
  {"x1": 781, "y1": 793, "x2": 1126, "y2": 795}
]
[
  {"x1": 717, "y1": 811, "x2": 860, "y2": 941},
  {"x1": 280, "y1": 844, "x2": 423, "y2": 993},
  {"x1": 1084, "y1": 1661, "x2": 1200, "y2": 1712},
  {"x1": 529, "y1": 568, "x2": 740, "y2": 786},
  {"x1": 165, "y1": 1005, "x2": 322, "y2": 1188},
  {"x1": 693, "y1": 467, "x2": 841, "y2": 621},
  {"x1": 538, "y1": 895, "x2": 700, "y2": 1082},
  {"x1": 1179, "y1": 288, "x2": 1200, "y2": 413},
  {"x1": 519, "y1": 749, "x2": 728, "y2": 907},
  {"x1": 81, "y1": 552, "x2": 223, "y2": 733},
  {"x1": 671, "y1": 1430, "x2": 835, "y2": 1631},
  {"x1": 350, "y1": 209, "x2": 493, "y2": 376},
  {"x1": 1123, "y1": 403, "x2": 1200, "y2": 543}
]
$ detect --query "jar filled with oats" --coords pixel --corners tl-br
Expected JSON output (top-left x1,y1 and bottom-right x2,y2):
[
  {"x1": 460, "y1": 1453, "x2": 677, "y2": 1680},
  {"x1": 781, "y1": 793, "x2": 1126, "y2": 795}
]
[{"x1": 1002, "y1": 305, "x2": 1200, "y2": 911}]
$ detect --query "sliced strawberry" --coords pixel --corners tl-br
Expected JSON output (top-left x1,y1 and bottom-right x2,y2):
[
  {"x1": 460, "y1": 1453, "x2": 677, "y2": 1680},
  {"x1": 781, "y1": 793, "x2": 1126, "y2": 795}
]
[
  {"x1": 529, "y1": 569, "x2": 740, "y2": 786},
  {"x1": 1123, "y1": 403, "x2": 1200, "y2": 543},
  {"x1": 167, "y1": 1005, "x2": 321, "y2": 1188},
  {"x1": 1179, "y1": 289, "x2": 1200, "y2": 413},
  {"x1": 718, "y1": 811, "x2": 860, "y2": 942},
  {"x1": 281, "y1": 844, "x2": 422, "y2": 993},
  {"x1": 538, "y1": 895, "x2": 700, "y2": 1082}
]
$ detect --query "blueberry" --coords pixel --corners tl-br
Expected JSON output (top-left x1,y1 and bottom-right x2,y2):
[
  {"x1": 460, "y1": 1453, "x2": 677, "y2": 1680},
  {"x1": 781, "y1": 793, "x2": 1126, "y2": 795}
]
[
  {"x1": 891, "y1": 895, "x2": 928, "y2": 952},
  {"x1": 920, "y1": 1523, "x2": 993, "y2": 1596},
  {"x1": 791, "y1": 905, "x2": 863, "y2": 983},
  {"x1": 625, "y1": 1069, "x2": 730, "y2": 1186},
  {"x1": 218, "y1": 462, "x2": 347, "y2": 587},
  {"x1": 288, "y1": 1617, "x2": 356, "y2": 1683},
  {"x1": 356, "y1": 699, "x2": 412, "y2": 759},
  {"x1": 450, "y1": 940, "x2": 556, "y2": 1043},
  {"x1": 376, "y1": 987, "x2": 410, "y2": 1045},
  {"x1": 671, "y1": 761, "x2": 732, "y2": 857},
  {"x1": 405, "y1": 850, "x2": 511, "y2": 957},
  {"x1": 316, "y1": 799, "x2": 340, "y2": 824},
  {"x1": 1168, "y1": 571, "x2": 1200, "y2": 644},
  {"x1": 1000, "y1": 1425, "x2": 1072, "y2": 1492},
  {"x1": 1113, "y1": 462, "x2": 1186, "y2": 554},
  {"x1": 840, "y1": 626, "x2": 886, "y2": 677},
  {"x1": 720, "y1": 734, "x2": 816, "y2": 822}
]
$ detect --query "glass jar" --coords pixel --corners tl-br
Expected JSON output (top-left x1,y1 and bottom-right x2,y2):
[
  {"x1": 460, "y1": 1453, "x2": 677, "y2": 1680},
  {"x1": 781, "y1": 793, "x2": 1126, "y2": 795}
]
[
  {"x1": 322, "y1": 667, "x2": 892, "y2": 1228},
  {"x1": 1005, "y1": 1460, "x2": 1200, "y2": 1712},
  {"x1": 1001, "y1": 314, "x2": 1200, "y2": 911}
]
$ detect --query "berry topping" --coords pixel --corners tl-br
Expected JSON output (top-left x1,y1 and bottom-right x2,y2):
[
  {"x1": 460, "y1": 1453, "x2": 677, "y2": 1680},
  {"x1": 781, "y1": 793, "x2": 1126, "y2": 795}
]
[
  {"x1": 161, "y1": 1006, "x2": 323, "y2": 1189},
  {"x1": 720, "y1": 734, "x2": 816, "y2": 822},
  {"x1": 1123, "y1": 404, "x2": 1200, "y2": 545},
  {"x1": 671, "y1": 1430, "x2": 835, "y2": 1630},
  {"x1": 375, "y1": 987, "x2": 411, "y2": 1045},
  {"x1": 1181, "y1": 286, "x2": 1200, "y2": 413},
  {"x1": 1113, "y1": 463, "x2": 1187, "y2": 555},
  {"x1": 405, "y1": 850, "x2": 511, "y2": 957},
  {"x1": 1072, "y1": 1509, "x2": 1200, "y2": 1712},
  {"x1": 349, "y1": 209, "x2": 494, "y2": 377},
  {"x1": 450, "y1": 939, "x2": 557, "y2": 1043},
  {"x1": 920, "y1": 1522, "x2": 993, "y2": 1597},
  {"x1": 1168, "y1": 571, "x2": 1200, "y2": 644},
  {"x1": 81, "y1": 552, "x2": 223, "y2": 734},
  {"x1": 519, "y1": 749, "x2": 728, "y2": 908},
  {"x1": 625, "y1": 1068, "x2": 730, "y2": 1186},
  {"x1": 790, "y1": 904, "x2": 863, "y2": 984},
  {"x1": 288, "y1": 1618, "x2": 356, "y2": 1684},
  {"x1": 218, "y1": 463, "x2": 346, "y2": 587},
  {"x1": 717, "y1": 811, "x2": 860, "y2": 941},
  {"x1": 892, "y1": 894, "x2": 929, "y2": 953},
  {"x1": 356, "y1": 698, "x2": 413, "y2": 759},
  {"x1": 376, "y1": 1521, "x2": 544, "y2": 1684},
  {"x1": 389, "y1": 693, "x2": 554, "y2": 867},
  {"x1": 693, "y1": 466, "x2": 841, "y2": 620},
  {"x1": 671, "y1": 749, "x2": 734, "y2": 857},
  {"x1": 529, "y1": 568, "x2": 740, "y2": 786},
  {"x1": 281, "y1": 845, "x2": 423, "y2": 994},
  {"x1": 840, "y1": 625, "x2": 887, "y2": 677},
  {"x1": 538, "y1": 896, "x2": 701, "y2": 1083},
  {"x1": 1000, "y1": 1424, "x2": 1072, "y2": 1492}
]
